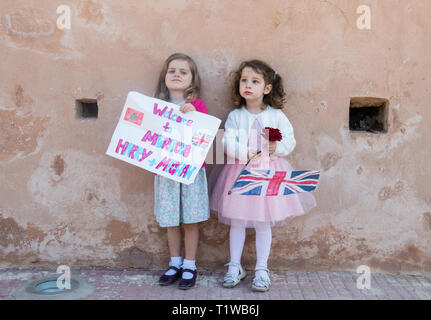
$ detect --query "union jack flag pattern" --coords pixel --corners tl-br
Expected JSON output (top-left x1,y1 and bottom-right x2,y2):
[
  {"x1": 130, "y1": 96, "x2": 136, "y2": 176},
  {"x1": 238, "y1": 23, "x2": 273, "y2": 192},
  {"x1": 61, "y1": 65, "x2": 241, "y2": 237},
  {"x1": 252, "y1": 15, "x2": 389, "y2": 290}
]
[
  {"x1": 192, "y1": 131, "x2": 213, "y2": 149},
  {"x1": 229, "y1": 169, "x2": 320, "y2": 196}
]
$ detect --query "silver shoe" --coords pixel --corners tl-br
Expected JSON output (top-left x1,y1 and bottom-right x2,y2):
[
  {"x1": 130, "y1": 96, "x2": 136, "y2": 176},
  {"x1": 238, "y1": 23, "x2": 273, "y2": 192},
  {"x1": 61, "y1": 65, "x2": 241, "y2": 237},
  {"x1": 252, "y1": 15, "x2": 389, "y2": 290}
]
[
  {"x1": 223, "y1": 262, "x2": 247, "y2": 288},
  {"x1": 251, "y1": 267, "x2": 271, "y2": 292}
]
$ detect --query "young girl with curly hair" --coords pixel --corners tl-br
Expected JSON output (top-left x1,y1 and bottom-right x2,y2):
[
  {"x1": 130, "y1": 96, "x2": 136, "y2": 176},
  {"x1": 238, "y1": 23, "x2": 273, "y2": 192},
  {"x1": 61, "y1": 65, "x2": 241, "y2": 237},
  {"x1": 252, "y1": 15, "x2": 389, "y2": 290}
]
[{"x1": 210, "y1": 59, "x2": 316, "y2": 292}]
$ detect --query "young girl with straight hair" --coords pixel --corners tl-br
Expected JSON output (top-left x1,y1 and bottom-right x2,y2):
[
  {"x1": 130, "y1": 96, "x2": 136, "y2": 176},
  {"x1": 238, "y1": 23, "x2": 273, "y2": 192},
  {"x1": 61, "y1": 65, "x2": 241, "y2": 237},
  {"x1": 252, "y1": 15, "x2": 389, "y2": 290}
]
[{"x1": 154, "y1": 53, "x2": 210, "y2": 290}]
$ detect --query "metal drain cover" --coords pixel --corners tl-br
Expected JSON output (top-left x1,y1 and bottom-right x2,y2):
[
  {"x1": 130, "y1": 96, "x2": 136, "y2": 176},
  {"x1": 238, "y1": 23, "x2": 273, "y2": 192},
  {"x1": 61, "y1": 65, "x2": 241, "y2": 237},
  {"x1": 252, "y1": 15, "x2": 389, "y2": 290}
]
[{"x1": 9, "y1": 275, "x2": 94, "y2": 300}]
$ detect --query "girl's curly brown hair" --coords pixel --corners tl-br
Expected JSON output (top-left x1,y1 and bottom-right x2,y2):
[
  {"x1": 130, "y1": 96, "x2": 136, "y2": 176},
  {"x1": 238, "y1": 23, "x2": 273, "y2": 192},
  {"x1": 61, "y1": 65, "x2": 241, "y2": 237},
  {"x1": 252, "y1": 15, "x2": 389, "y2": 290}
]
[{"x1": 230, "y1": 59, "x2": 286, "y2": 110}]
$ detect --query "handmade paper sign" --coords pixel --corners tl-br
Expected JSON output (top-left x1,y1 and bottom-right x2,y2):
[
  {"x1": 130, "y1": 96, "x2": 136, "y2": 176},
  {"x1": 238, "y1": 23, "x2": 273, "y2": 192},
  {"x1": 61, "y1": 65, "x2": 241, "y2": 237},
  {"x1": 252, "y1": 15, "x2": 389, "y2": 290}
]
[{"x1": 106, "y1": 91, "x2": 221, "y2": 184}]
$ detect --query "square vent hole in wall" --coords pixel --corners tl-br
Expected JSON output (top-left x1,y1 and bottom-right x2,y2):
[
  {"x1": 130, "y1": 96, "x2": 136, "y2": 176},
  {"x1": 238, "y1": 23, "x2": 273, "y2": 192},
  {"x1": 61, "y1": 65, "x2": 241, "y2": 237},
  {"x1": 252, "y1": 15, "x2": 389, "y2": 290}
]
[
  {"x1": 76, "y1": 99, "x2": 98, "y2": 119},
  {"x1": 349, "y1": 97, "x2": 388, "y2": 133}
]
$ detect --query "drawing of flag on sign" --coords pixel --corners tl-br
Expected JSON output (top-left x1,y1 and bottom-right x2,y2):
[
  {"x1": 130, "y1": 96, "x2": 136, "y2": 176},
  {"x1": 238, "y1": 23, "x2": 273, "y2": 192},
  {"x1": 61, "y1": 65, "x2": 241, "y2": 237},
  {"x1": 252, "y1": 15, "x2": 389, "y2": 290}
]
[
  {"x1": 192, "y1": 132, "x2": 212, "y2": 148},
  {"x1": 124, "y1": 108, "x2": 144, "y2": 126},
  {"x1": 230, "y1": 169, "x2": 320, "y2": 196}
]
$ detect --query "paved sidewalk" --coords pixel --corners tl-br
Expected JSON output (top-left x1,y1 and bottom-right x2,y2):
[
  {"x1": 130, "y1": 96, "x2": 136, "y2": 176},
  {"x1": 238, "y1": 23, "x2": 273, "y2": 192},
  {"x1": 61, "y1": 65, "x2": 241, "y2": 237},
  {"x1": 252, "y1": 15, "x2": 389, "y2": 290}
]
[{"x1": 1, "y1": 266, "x2": 431, "y2": 300}]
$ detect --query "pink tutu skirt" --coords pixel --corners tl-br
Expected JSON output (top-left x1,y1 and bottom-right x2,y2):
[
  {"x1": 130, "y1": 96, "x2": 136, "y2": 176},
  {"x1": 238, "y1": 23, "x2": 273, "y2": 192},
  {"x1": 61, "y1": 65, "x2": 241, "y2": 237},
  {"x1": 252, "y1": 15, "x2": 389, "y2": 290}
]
[{"x1": 209, "y1": 156, "x2": 317, "y2": 228}]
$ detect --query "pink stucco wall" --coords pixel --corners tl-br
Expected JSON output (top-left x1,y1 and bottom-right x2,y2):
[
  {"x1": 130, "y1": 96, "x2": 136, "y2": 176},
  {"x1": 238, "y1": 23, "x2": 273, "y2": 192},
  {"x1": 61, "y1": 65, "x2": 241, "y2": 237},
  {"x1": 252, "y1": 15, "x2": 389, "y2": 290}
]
[{"x1": 1, "y1": 0, "x2": 431, "y2": 274}]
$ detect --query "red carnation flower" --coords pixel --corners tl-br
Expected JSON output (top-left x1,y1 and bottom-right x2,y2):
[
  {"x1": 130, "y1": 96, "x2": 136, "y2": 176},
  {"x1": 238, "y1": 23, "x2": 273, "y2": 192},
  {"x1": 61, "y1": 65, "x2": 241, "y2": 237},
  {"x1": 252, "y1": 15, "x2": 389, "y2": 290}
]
[{"x1": 264, "y1": 127, "x2": 282, "y2": 141}]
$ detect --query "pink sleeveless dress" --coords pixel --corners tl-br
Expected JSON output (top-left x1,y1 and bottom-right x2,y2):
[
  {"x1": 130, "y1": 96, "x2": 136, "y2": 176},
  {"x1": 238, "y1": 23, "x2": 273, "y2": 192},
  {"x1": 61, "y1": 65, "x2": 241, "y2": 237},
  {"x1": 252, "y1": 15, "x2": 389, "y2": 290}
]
[{"x1": 209, "y1": 118, "x2": 317, "y2": 228}]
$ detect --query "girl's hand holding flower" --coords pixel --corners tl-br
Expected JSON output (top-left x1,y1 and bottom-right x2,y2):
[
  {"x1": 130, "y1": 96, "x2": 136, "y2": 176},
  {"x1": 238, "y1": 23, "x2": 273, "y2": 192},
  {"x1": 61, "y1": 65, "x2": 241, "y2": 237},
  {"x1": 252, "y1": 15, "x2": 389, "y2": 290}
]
[
  {"x1": 261, "y1": 127, "x2": 282, "y2": 156},
  {"x1": 267, "y1": 141, "x2": 277, "y2": 155}
]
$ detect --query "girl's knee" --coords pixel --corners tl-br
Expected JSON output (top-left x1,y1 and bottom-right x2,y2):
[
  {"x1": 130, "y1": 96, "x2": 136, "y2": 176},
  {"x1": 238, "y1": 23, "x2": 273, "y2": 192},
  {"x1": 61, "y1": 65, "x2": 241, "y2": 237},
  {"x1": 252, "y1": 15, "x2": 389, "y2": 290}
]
[
  {"x1": 183, "y1": 222, "x2": 199, "y2": 230},
  {"x1": 254, "y1": 221, "x2": 271, "y2": 233},
  {"x1": 167, "y1": 225, "x2": 181, "y2": 232}
]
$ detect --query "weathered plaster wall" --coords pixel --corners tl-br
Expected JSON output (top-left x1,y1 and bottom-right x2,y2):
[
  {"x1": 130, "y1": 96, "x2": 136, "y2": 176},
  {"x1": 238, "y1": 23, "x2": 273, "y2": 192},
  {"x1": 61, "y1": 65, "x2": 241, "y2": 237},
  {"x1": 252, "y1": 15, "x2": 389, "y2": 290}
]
[{"x1": 1, "y1": 0, "x2": 430, "y2": 274}]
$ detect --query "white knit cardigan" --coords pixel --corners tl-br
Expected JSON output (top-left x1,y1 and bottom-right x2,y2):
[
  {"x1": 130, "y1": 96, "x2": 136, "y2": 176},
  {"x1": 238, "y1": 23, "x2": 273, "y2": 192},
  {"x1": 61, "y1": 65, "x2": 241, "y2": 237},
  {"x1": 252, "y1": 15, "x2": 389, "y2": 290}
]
[{"x1": 222, "y1": 105, "x2": 296, "y2": 161}]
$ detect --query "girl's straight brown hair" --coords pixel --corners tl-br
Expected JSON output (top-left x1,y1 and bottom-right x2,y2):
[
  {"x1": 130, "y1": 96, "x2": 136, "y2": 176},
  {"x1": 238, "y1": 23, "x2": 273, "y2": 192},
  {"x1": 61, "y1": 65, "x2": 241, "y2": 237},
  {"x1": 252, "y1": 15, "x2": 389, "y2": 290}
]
[
  {"x1": 230, "y1": 59, "x2": 287, "y2": 110},
  {"x1": 154, "y1": 53, "x2": 201, "y2": 102}
]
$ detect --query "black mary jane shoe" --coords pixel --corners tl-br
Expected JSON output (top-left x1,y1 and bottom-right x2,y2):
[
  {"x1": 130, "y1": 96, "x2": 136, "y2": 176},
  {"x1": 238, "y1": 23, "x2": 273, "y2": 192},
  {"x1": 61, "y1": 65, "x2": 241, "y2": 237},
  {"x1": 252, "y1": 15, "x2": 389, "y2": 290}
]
[
  {"x1": 159, "y1": 266, "x2": 182, "y2": 286},
  {"x1": 178, "y1": 269, "x2": 197, "y2": 290}
]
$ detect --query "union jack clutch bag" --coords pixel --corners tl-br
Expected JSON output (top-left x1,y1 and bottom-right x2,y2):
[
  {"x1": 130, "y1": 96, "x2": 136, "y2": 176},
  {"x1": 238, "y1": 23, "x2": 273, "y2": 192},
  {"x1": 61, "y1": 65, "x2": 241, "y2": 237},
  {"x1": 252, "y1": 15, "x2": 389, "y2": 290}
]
[{"x1": 229, "y1": 169, "x2": 320, "y2": 196}]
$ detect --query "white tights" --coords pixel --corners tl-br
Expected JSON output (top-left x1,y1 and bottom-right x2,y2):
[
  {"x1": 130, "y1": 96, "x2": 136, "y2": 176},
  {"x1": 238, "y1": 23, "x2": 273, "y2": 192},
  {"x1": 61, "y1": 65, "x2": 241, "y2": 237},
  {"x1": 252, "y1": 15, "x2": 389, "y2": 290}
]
[{"x1": 228, "y1": 222, "x2": 272, "y2": 274}]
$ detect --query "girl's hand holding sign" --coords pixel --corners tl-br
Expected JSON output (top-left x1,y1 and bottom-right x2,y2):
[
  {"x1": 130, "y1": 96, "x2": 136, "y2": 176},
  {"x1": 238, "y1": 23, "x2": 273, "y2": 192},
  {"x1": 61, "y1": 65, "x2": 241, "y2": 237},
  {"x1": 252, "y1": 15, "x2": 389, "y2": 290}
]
[{"x1": 179, "y1": 103, "x2": 196, "y2": 113}]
